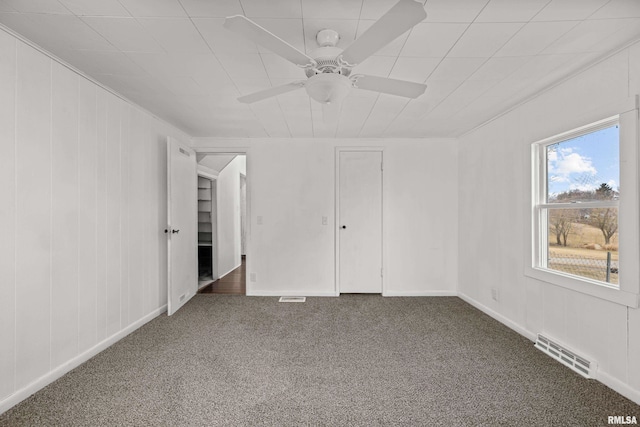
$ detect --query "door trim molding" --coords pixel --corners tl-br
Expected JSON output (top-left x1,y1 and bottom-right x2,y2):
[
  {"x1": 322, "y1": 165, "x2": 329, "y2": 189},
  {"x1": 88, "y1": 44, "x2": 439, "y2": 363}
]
[
  {"x1": 335, "y1": 147, "x2": 384, "y2": 295},
  {"x1": 194, "y1": 149, "x2": 251, "y2": 294}
]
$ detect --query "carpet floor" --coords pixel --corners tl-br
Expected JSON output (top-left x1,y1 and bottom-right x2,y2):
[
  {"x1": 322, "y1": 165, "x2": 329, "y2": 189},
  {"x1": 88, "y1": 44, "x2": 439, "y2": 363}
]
[{"x1": 1, "y1": 295, "x2": 638, "y2": 426}]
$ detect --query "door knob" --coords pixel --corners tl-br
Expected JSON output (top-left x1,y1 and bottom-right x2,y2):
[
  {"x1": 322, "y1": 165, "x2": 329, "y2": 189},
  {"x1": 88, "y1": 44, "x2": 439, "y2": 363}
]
[
  {"x1": 172, "y1": 229, "x2": 180, "y2": 234},
  {"x1": 341, "y1": 225, "x2": 346, "y2": 229}
]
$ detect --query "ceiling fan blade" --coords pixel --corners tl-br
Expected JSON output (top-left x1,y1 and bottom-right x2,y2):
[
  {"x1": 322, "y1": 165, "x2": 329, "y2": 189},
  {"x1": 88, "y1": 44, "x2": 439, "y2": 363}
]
[
  {"x1": 224, "y1": 15, "x2": 315, "y2": 67},
  {"x1": 353, "y1": 75, "x2": 426, "y2": 98},
  {"x1": 237, "y1": 81, "x2": 305, "y2": 104},
  {"x1": 341, "y1": 0, "x2": 426, "y2": 66}
]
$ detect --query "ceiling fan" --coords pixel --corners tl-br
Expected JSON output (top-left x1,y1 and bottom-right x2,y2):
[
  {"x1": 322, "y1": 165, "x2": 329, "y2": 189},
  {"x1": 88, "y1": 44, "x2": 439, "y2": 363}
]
[{"x1": 223, "y1": 0, "x2": 428, "y2": 122}]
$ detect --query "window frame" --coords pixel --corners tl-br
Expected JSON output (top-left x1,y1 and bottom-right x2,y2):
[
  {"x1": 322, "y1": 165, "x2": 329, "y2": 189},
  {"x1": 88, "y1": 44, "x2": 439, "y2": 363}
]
[{"x1": 527, "y1": 112, "x2": 639, "y2": 308}]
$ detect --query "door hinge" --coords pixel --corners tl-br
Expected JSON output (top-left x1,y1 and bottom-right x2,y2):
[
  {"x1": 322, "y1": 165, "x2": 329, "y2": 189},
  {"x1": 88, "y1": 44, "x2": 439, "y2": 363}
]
[
  {"x1": 381, "y1": 268, "x2": 383, "y2": 277},
  {"x1": 381, "y1": 162, "x2": 383, "y2": 171}
]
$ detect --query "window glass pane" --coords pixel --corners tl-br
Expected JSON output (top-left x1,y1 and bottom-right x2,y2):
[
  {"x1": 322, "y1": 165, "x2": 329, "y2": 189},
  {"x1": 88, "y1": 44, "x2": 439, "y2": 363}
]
[
  {"x1": 545, "y1": 207, "x2": 619, "y2": 284},
  {"x1": 546, "y1": 124, "x2": 619, "y2": 203}
]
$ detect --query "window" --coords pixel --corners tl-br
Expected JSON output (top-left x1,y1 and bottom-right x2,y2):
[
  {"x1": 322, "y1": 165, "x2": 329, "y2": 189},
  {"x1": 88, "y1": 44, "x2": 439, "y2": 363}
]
[{"x1": 532, "y1": 117, "x2": 620, "y2": 288}]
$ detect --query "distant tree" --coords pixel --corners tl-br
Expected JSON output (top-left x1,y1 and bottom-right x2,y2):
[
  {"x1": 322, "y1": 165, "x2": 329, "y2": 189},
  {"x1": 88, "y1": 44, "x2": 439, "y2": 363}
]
[
  {"x1": 589, "y1": 207, "x2": 618, "y2": 244},
  {"x1": 549, "y1": 210, "x2": 575, "y2": 247},
  {"x1": 595, "y1": 183, "x2": 613, "y2": 199}
]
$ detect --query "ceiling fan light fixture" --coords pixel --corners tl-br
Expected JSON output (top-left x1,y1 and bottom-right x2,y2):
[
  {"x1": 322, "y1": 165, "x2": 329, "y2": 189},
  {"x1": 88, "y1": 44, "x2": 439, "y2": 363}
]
[
  {"x1": 304, "y1": 73, "x2": 352, "y2": 105},
  {"x1": 316, "y1": 29, "x2": 340, "y2": 47}
]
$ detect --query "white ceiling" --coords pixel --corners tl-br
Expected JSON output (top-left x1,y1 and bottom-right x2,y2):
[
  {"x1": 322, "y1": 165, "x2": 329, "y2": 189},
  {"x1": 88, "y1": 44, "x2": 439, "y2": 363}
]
[{"x1": 1, "y1": 0, "x2": 639, "y2": 138}]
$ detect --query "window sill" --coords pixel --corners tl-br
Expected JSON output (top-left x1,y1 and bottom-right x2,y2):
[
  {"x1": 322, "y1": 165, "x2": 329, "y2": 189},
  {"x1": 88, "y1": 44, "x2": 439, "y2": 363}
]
[{"x1": 525, "y1": 266, "x2": 639, "y2": 307}]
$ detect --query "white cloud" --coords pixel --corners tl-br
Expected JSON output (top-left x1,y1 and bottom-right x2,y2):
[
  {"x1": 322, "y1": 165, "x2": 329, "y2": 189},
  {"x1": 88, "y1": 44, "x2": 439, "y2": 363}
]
[{"x1": 548, "y1": 147, "x2": 597, "y2": 184}]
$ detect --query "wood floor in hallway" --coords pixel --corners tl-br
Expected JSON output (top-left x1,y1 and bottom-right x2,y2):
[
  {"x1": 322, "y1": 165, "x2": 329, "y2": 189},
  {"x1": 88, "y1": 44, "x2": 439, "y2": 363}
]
[{"x1": 199, "y1": 258, "x2": 245, "y2": 295}]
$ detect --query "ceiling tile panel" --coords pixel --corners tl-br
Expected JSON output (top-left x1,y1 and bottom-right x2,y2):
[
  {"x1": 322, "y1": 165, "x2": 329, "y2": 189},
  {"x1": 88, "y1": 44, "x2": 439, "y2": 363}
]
[
  {"x1": 0, "y1": 13, "x2": 117, "y2": 52},
  {"x1": 1, "y1": 0, "x2": 638, "y2": 138},
  {"x1": 496, "y1": 21, "x2": 578, "y2": 57},
  {"x1": 532, "y1": 0, "x2": 609, "y2": 21},
  {"x1": 468, "y1": 56, "x2": 532, "y2": 81},
  {"x1": 427, "y1": 57, "x2": 486, "y2": 81},
  {"x1": 301, "y1": 0, "x2": 363, "y2": 20},
  {"x1": 138, "y1": 18, "x2": 210, "y2": 53},
  {"x1": 253, "y1": 18, "x2": 305, "y2": 53},
  {"x1": 589, "y1": 18, "x2": 640, "y2": 53},
  {"x1": 118, "y1": 0, "x2": 187, "y2": 17},
  {"x1": 424, "y1": 0, "x2": 489, "y2": 23},
  {"x1": 588, "y1": 0, "x2": 640, "y2": 19},
  {"x1": 241, "y1": 0, "x2": 302, "y2": 18},
  {"x1": 3, "y1": 0, "x2": 70, "y2": 14},
  {"x1": 475, "y1": 0, "x2": 549, "y2": 22},
  {"x1": 72, "y1": 50, "x2": 147, "y2": 76},
  {"x1": 389, "y1": 57, "x2": 440, "y2": 82},
  {"x1": 401, "y1": 23, "x2": 468, "y2": 57},
  {"x1": 179, "y1": 0, "x2": 243, "y2": 17},
  {"x1": 448, "y1": 23, "x2": 525, "y2": 58},
  {"x1": 58, "y1": 0, "x2": 130, "y2": 16},
  {"x1": 542, "y1": 19, "x2": 630, "y2": 54},
  {"x1": 193, "y1": 17, "x2": 258, "y2": 53},
  {"x1": 359, "y1": 95, "x2": 409, "y2": 137},
  {"x1": 81, "y1": 17, "x2": 165, "y2": 52},
  {"x1": 217, "y1": 53, "x2": 269, "y2": 81}
]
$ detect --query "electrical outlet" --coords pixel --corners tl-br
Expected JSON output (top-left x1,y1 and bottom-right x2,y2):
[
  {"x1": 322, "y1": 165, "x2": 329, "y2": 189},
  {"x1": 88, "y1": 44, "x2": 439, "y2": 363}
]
[
  {"x1": 491, "y1": 288, "x2": 499, "y2": 302},
  {"x1": 322, "y1": 216, "x2": 328, "y2": 225},
  {"x1": 250, "y1": 273, "x2": 257, "y2": 282}
]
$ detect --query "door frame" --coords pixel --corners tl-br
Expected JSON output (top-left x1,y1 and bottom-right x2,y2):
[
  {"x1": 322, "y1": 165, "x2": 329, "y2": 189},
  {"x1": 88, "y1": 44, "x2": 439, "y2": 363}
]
[
  {"x1": 335, "y1": 147, "x2": 385, "y2": 295},
  {"x1": 194, "y1": 147, "x2": 251, "y2": 294}
]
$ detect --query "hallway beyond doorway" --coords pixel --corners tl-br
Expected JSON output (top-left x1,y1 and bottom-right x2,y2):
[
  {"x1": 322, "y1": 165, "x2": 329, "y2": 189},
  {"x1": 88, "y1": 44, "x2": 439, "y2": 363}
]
[{"x1": 198, "y1": 257, "x2": 246, "y2": 295}]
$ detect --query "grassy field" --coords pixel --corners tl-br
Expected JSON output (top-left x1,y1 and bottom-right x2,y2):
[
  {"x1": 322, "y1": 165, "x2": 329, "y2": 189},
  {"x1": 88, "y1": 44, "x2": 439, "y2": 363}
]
[{"x1": 548, "y1": 222, "x2": 618, "y2": 284}]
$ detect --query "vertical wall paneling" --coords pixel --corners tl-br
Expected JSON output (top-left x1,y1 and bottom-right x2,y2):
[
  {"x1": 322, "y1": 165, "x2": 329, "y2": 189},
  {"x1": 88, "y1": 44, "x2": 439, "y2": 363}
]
[
  {"x1": 95, "y1": 88, "x2": 108, "y2": 342},
  {"x1": 0, "y1": 27, "x2": 191, "y2": 413},
  {"x1": 14, "y1": 42, "x2": 52, "y2": 389},
  {"x1": 50, "y1": 61, "x2": 79, "y2": 368},
  {"x1": 105, "y1": 95, "x2": 121, "y2": 336},
  {"x1": 128, "y1": 108, "x2": 145, "y2": 323},
  {"x1": 0, "y1": 31, "x2": 16, "y2": 400},
  {"x1": 77, "y1": 78, "x2": 98, "y2": 353},
  {"x1": 120, "y1": 104, "x2": 130, "y2": 327}
]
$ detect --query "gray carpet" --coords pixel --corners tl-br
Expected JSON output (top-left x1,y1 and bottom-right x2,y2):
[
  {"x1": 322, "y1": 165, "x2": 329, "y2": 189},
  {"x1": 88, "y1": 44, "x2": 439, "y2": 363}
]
[{"x1": 1, "y1": 295, "x2": 638, "y2": 426}]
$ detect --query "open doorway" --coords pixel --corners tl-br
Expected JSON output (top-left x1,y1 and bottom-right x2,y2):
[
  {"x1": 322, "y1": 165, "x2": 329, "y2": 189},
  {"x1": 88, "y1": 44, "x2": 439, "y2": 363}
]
[{"x1": 196, "y1": 154, "x2": 247, "y2": 295}]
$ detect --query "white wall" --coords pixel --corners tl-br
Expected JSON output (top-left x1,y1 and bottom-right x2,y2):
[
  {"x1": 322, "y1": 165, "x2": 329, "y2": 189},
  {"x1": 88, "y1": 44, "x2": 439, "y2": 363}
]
[
  {"x1": 458, "y1": 41, "x2": 640, "y2": 404},
  {"x1": 216, "y1": 155, "x2": 245, "y2": 277},
  {"x1": 0, "y1": 30, "x2": 189, "y2": 412},
  {"x1": 193, "y1": 138, "x2": 459, "y2": 297}
]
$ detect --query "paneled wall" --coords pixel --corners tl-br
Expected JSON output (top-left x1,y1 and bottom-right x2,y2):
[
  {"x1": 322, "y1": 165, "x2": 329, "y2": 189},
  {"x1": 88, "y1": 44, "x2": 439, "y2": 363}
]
[
  {"x1": 458, "y1": 41, "x2": 640, "y2": 404},
  {"x1": 192, "y1": 138, "x2": 459, "y2": 297},
  {"x1": 0, "y1": 31, "x2": 189, "y2": 409},
  {"x1": 216, "y1": 155, "x2": 245, "y2": 278}
]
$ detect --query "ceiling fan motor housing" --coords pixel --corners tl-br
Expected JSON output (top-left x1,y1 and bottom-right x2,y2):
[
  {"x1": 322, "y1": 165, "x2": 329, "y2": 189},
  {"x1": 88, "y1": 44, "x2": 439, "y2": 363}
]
[{"x1": 306, "y1": 46, "x2": 352, "y2": 77}]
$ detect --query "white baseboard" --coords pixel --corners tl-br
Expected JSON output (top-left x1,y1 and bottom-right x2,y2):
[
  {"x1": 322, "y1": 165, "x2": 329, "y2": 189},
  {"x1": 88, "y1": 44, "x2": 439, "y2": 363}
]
[
  {"x1": 457, "y1": 292, "x2": 537, "y2": 342},
  {"x1": 596, "y1": 370, "x2": 640, "y2": 406},
  {"x1": 384, "y1": 290, "x2": 457, "y2": 297},
  {"x1": 0, "y1": 305, "x2": 167, "y2": 415},
  {"x1": 457, "y1": 292, "x2": 640, "y2": 406}
]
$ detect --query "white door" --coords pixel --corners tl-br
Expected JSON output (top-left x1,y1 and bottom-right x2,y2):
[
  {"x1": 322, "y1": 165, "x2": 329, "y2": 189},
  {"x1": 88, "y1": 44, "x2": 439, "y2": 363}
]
[
  {"x1": 338, "y1": 151, "x2": 383, "y2": 293},
  {"x1": 167, "y1": 137, "x2": 198, "y2": 315}
]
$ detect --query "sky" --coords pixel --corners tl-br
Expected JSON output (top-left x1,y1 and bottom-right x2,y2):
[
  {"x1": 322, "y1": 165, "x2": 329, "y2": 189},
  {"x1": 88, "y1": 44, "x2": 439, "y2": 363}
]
[{"x1": 547, "y1": 124, "x2": 620, "y2": 198}]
